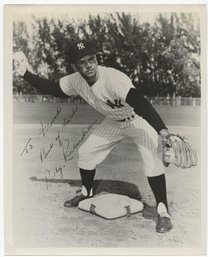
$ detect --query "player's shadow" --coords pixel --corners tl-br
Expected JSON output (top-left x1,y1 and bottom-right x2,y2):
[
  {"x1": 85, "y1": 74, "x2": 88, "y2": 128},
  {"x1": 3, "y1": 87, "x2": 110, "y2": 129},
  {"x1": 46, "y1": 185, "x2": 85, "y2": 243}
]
[{"x1": 30, "y1": 176, "x2": 157, "y2": 221}]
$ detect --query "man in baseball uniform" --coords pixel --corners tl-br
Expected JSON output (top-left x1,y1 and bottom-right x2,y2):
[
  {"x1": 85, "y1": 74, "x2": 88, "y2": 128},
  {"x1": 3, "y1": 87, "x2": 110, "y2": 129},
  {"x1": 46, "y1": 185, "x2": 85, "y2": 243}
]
[{"x1": 14, "y1": 41, "x2": 173, "y2": 233}]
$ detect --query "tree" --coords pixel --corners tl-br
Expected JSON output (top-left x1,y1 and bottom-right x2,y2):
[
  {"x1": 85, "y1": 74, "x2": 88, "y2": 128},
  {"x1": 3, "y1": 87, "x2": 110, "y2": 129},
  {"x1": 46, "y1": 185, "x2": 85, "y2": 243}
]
[
  {"x1": 154, "y1": 13, "x2": 201, "y2": 97},
  {"x1": 13, "y1": 21, "x2": 37, "y2": 94},
  {"x1": 13, "y1": 12, "x2": 201, "y2": 97}
]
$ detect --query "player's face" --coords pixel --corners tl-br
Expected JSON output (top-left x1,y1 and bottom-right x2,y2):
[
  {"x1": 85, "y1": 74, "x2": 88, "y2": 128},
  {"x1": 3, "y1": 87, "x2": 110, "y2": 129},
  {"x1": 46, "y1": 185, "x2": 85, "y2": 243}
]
[{"x1": 75, "y1": 54, "x2": 98, "y2": 83}]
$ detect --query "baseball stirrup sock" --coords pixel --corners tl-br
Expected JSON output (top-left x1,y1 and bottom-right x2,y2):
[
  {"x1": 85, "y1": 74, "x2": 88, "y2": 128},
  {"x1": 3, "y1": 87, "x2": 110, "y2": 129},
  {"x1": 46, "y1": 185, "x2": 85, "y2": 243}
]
[
  {"x1": 80, "y1": 168, "x2": 96, "y2": 196},
  {"x1": 147, "y1": 174, "x2": 168, "y2": 211}
]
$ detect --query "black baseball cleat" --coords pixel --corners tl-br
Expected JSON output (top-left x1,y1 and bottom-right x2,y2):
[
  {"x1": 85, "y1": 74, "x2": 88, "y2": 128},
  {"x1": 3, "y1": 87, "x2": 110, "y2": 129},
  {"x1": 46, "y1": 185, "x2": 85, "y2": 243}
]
[
  {"x1": 156, "y1": 215, "x2": 173, "y2": 233},
  {"x1": 64, "y1": 191, "x2": 92, "y2": 208}
]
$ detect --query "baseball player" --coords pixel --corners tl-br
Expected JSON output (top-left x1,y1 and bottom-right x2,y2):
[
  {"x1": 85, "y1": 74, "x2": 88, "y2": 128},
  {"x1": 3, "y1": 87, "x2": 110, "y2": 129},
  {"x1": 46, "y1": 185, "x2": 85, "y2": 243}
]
[{"x1": 13, "y1": 41, "x2": 173, "y2": 233}]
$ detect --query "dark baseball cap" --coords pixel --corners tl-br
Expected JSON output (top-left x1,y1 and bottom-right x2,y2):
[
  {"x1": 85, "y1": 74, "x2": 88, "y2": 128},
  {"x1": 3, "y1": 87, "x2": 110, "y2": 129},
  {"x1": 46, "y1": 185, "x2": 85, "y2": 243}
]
[{"x1": 67, "y1": 41, "x2": 97, "y2": 63}]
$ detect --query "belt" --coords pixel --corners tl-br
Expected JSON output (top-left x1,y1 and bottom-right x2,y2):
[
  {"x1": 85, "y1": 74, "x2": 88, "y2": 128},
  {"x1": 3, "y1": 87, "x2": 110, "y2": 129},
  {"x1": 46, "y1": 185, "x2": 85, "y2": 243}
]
[{"x1": 118, "y1": 115, "x2": 135, "y2": 122}]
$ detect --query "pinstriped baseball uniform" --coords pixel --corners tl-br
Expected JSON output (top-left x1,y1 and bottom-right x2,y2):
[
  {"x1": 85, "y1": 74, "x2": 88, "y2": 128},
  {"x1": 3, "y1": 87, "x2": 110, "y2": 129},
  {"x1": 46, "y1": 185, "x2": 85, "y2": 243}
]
[
  {"x1": 60, "y1": 65, "x2": 165, "y2": 177},
  {"x1": 15, "y1": 47, "x2": 173, "y2": 231}
]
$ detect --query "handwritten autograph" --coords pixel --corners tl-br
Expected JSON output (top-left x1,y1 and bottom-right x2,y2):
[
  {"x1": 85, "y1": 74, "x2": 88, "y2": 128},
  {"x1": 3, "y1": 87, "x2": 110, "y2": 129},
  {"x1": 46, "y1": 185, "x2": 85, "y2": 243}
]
[
  {"x1": 62, "y1": 106, "x2": 78, "y2": 130},
  {"x1": 20, "y1": 105, "x2": 97, "y2": 187},
  {"x1": 21, "y1": 106, "x2": 77, "y2": 157},
  {"x1": 39, "y1": 106, "x2": 62, "y2": 136},
  {"x1": 57, "y1": 119, "x2": 98, "y2": 162},
  {"x1": 44, "y1": 166, "x2": 64, "y2": 189},
  {"x1": 38, "y1": 106, "x2": 78, "y2": 136},
  {"x1": 40, "y1": 143, "x2": 54, "y2": 162},
  {"x1": 20, "y1": 138, "x2": 33, "y2": 156}
]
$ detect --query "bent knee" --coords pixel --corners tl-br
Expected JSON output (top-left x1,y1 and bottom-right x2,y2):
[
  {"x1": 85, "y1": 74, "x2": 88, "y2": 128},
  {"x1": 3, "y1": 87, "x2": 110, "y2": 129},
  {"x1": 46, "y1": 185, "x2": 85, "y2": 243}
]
[{"x1": 78, "y1": 146, "x2": 96, "y2": 170}]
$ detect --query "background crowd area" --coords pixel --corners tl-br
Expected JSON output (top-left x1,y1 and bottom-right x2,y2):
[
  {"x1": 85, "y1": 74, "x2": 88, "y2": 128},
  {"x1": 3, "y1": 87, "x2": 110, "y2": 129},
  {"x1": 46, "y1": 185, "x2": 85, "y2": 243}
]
[{"x1": 13, "y1": 12, "x2": 201, "y2": 101}]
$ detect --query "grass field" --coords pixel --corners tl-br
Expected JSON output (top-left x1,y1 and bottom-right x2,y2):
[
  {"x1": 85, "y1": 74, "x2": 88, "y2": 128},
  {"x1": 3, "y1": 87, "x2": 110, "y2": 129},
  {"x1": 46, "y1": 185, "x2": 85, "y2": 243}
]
[
  {"x1": 7, "y1": 102, "x2": 204, "y2": 254},
  {"x1": 13, "y1": 101, "x2": 200, "y2": 126}
]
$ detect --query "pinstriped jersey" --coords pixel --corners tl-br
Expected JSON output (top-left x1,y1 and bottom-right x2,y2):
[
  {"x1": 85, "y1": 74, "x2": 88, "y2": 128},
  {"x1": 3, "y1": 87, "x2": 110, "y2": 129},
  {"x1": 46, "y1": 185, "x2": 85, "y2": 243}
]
[{"x1": 60, "y1": 65, "x2": 136, "y2": 120}]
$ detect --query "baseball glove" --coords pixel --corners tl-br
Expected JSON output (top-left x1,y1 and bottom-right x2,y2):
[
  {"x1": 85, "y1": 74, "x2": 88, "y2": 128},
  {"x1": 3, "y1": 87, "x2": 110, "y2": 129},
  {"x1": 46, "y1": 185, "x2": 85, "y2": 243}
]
[
  {"x1": 163, "y1": 134, "x2": 197, "y2": 168},
  {"x1": 13, "y1": 51, "x2": 29, "y2": 76}
]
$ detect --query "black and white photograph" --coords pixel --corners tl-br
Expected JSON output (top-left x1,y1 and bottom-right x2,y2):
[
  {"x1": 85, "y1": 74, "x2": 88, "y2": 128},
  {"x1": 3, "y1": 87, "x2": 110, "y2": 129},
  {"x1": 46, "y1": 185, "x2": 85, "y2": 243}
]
[{"x1": 4, "y1": 4, "x2": 207, "y2": 255}]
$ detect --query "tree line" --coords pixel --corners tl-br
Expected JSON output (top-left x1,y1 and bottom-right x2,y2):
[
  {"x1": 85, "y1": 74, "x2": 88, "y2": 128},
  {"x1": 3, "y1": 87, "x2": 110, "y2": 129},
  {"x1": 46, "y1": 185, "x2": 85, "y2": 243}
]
[{"x1": 13, "y1": 12, "x2": 201, "y2": 97}]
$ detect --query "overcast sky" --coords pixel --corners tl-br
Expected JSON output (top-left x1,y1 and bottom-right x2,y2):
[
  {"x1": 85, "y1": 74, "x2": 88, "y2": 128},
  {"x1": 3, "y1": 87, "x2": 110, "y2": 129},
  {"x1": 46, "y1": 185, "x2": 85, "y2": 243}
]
[{"x1": 10, "y1": 4, "x2": 200, "y2": 25}]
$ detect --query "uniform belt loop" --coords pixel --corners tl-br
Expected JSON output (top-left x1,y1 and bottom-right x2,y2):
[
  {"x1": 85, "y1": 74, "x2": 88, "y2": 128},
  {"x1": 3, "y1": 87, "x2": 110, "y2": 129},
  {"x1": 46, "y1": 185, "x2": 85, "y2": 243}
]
[{"x1": 118, "y1": 114, "x2": 135, "y2": 122}]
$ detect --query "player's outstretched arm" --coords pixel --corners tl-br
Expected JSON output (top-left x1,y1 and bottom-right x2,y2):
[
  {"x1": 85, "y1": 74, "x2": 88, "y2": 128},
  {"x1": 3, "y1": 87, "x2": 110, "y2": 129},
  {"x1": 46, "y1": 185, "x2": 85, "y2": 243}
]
[
  {"x1": 126, "y1": 88, "x2": 169, "y2": 136},
  {"x1": 126, "y1": 88, "x2": 198, "y2": 168},
  {"x1": 22, "y1": 71, "x2": 68, "y2": 98},
  {"x1": 13, "y1": 51, "x2": 68, "y2": 98}
]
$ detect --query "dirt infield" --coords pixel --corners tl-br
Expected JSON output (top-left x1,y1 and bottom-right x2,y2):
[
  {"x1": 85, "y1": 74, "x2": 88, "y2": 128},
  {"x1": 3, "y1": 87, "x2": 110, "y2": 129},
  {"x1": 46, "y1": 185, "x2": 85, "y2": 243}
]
[{"x1": 7, "y1": 103, "x2": 205, "y2": 254}]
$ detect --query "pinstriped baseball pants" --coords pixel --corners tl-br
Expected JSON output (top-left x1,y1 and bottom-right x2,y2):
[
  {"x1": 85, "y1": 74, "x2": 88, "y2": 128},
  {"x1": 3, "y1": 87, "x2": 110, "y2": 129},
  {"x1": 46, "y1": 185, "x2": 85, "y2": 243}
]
[{"x1": 78, "y1": 116, "x2": 165, "y2": 177}]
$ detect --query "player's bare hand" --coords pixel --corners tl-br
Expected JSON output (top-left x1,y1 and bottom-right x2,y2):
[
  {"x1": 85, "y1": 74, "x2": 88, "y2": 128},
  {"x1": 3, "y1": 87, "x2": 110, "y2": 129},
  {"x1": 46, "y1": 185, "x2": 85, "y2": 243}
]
[
  {"x1": 159, "y1": 129, "x2": 170, "y2": 139},
  {"x1": 13, "y1": 51, "x2": 29, "y2": 76}
]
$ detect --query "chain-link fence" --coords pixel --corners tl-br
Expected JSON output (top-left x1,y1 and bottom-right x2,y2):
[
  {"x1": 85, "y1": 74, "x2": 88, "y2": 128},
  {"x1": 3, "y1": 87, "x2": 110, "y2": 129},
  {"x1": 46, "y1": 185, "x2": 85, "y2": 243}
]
[{"x1": 13, "y1": 94, "x2": 201, "y2": 106}]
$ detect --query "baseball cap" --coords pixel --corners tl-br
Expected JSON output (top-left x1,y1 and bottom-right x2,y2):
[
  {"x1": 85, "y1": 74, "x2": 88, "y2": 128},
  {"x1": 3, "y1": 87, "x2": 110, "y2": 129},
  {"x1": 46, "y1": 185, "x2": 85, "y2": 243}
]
[{"x1": 68, "y1": 41, "x2": 97, "y2": 63}]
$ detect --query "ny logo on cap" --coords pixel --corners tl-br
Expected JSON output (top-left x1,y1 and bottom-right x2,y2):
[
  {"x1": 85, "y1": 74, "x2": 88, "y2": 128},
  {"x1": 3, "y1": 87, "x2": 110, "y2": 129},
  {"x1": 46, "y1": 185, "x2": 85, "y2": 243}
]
[{"x1": 77, "y1": 42, "x2": 85, "y2": 50}]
